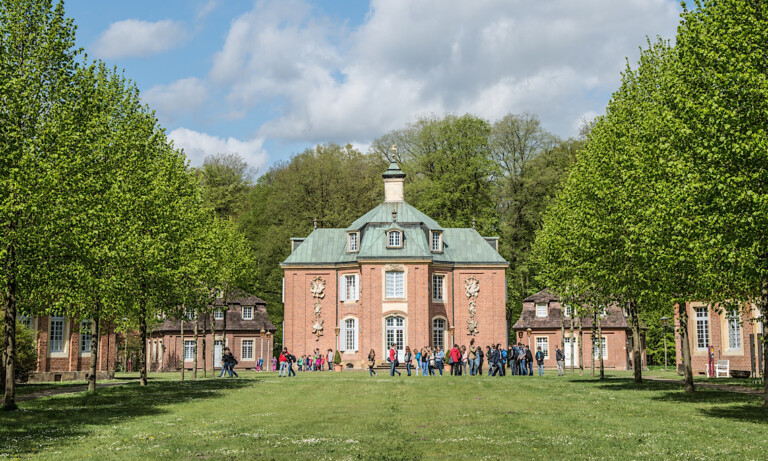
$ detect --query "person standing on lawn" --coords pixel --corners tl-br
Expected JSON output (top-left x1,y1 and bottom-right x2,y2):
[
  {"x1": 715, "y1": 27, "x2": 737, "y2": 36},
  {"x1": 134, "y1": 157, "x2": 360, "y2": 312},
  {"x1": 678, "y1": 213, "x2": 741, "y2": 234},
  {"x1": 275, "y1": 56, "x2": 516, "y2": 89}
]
[
  {"x1": 487, "y1": 345, "x2": 494, "y2": 375},
  {"x1": 219, "y1": 347, "x2": 231, "y2": 378},
  {"x1": 536, "y1": 346, "x2": 545, "y2": 376},
  {"x1": 449, "y1": 344, "x2": 462, "y2": 375},
  {"x1": 461, "y1": 345, "x2": 468, "y2": 376},
  {"x1": 518, "y1": 343, "x2": 527, "y2": 376},
  {"x1": 555, "y1": 345, "x2": 565, "y2": 376},
  {"x1": 468, "y1": 340, "x2": 478, "y2": 376},
  {"x1": 368, "y1": 349, "x2": 378, "y2": 377},
  {"x1": 404, "y1": 346, "x2": 413, "y2": 376},
  {"x1": 420, "y1": 347, "x2": 429, "y2": 376},
  {"x1": 525, "y1": 345, "x2": 534, "y2": 376},
  {"x1": 476, "y1": 346, "x2": 484, "y2": 375},
  {"x1": 434, "y1": 346, "x2": 445, "y2": 376},
  {"x1": 272, "y1": 356, "x2": 277, "y2": 372},
  {"x1": 287, "y1": 351, "x2": 296, "y2": 377},
  {"x1": 389, "y1": 344, "x2": 401, "y2": 376},
  {"x1": 279, "y1": 348, "x2": 288, "y2": 377}
]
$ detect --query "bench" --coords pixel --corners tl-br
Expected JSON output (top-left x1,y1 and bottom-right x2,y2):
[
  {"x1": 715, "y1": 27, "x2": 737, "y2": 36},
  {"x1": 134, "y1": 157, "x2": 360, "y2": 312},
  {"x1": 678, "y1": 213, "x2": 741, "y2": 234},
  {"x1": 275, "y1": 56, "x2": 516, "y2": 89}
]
[{"x1": 715, "y1": 360, "x2": 729, "y2": 378}]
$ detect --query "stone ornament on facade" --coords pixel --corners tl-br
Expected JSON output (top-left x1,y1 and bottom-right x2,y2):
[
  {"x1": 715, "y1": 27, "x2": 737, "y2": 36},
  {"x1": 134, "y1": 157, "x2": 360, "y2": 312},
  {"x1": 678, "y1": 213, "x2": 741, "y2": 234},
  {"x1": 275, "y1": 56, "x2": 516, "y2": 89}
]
[
  {"x1": 310, "y1": 276, "x2": 326, "y2": 339},
  {"x1": 383, "y1": 264, "x2": 405, "y2": 272},
  {"x1": 465, "y1": 276, "x2": 480, "y2": 336}
]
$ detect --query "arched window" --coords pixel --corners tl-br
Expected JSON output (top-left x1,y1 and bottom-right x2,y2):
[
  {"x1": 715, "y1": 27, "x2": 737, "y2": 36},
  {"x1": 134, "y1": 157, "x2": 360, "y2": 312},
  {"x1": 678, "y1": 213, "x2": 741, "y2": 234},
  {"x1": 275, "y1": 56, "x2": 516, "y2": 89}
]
[
  {"x1": 432, "y1": 318, "x2": 446, "y2": 350},
  {"x1": 387, "y1": 230, "x2": 402, "y2": 248}
]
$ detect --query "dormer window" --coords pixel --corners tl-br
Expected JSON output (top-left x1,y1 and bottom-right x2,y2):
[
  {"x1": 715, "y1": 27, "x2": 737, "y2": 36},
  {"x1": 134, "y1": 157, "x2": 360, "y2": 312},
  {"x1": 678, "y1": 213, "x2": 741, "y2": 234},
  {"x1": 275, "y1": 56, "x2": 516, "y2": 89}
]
[
  {"x1": 387, "y1": 230, "x2": 402, "y2": 248},
  {"x1": 347, "y1": 232, "x2": 359, "y2": 253},
  {"x1": 536, "y1": 303, "x2": 547, "y2": 318},
  {"x1": 242, "y1": 306, "x2": 253, "y2": 320},
  {"x1": 430, "y1": 231, "x2": 442, "y2": 252}
]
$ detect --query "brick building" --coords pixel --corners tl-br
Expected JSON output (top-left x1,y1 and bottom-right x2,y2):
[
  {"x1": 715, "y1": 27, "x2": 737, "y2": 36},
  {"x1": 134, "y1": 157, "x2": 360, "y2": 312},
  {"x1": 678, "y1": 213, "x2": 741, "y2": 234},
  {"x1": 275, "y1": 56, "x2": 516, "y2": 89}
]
[
  {"x1": 20, "y1": 315, "x2": 118, "y2": 382},
  {"x1": 674, "y1": 302, "x2": 764, "y2": 377},
  {"x1": 281, "y1": 163, "x2": 509, "y2": 369},
  {"x1": 148, "y1": 292, "x2": 276, "y2": 372},
  {"x1": 512, "y1": 289, "x2": 647, "y2": 370}
]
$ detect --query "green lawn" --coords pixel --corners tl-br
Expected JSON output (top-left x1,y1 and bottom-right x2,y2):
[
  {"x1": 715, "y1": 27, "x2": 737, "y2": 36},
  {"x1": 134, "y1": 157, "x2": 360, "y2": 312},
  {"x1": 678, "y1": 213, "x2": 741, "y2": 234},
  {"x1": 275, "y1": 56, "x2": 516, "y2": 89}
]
[{"x1": 2, "y1": 370, "x2": 766, "y2": 460}]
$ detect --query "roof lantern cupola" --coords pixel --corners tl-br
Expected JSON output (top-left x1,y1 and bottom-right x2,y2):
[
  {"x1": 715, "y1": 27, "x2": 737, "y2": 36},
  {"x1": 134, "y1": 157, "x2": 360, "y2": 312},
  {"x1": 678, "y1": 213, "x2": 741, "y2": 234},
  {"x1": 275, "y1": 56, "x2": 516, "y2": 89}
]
[{"x1": 382, "y1": 160, "x2": 405, "y2": 203}]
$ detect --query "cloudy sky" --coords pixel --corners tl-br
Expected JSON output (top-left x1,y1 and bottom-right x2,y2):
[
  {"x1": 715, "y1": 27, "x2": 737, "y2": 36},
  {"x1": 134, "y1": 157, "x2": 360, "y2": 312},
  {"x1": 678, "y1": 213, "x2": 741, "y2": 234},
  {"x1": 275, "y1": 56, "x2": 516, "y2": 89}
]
[{"x1": 68, "y1": 0, "x2": 682, "y2": 174}]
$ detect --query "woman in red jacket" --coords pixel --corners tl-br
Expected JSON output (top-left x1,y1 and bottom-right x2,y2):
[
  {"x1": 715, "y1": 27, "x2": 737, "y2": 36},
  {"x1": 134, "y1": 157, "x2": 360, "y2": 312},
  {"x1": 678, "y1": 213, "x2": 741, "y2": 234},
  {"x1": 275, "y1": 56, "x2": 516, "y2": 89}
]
[{"x1": 449, "y1": 344, "x2": 462, "y2": 376}]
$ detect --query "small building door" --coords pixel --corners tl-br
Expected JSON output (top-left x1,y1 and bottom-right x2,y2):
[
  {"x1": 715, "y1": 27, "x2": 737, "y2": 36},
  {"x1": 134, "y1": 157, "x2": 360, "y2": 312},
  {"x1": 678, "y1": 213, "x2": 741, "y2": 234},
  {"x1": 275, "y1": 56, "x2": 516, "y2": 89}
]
[
  {"x1": 214, "y1": 341, "x2": 223, "y2": 368},
  {"x1": 564, "y1": 337, "x2": 579, "y2": 367},
  {"x1": 385, "y1": 316, "x2": 405, "y2": 362}
]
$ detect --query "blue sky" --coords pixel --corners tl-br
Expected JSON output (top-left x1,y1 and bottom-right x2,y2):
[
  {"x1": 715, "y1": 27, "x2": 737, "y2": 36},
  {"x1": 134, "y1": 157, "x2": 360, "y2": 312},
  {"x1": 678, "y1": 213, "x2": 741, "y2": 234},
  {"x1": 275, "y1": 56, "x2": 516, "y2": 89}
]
[{"x1": 66, "y1": 0, "x2": 682, "y2": 175}]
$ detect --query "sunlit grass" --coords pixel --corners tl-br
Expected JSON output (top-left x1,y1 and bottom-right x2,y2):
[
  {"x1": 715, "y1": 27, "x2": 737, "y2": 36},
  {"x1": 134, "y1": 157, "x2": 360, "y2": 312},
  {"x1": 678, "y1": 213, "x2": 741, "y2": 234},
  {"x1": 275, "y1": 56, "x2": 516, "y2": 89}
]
[{"x1": 2, "y1": 370, "x2": 766, "y2": 460}]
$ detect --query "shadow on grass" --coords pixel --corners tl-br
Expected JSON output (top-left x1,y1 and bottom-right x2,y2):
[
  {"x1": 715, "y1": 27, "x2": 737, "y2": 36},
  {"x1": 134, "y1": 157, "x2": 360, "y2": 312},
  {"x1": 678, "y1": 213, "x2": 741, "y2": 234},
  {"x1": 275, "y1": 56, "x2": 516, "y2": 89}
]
[
  {"x1": 0, "y1": 377, "x2": 256, "y2": 457},
  {"x1": 575, "y1": 377, "x2": 768, "y2": 424}
]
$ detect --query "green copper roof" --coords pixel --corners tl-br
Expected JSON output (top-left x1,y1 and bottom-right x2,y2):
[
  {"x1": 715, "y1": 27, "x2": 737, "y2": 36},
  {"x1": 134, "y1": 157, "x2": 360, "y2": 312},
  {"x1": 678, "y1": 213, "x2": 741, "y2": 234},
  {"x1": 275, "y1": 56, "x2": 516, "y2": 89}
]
[
  {"x1": 281, "y1": 226, "x2": 508, "y2": 266},
  {"x1": 382, "y1": 162, "x2": 406, "y2": 178},
  {"x1": 347, "y1": 201, "x2": 443, "y2": 231}
]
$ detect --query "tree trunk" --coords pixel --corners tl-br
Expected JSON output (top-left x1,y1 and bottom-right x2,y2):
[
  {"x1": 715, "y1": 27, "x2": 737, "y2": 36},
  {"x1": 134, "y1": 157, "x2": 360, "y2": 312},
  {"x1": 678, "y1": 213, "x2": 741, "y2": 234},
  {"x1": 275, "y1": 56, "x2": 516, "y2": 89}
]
[
  {"x1": 193, "y1": 313, "x2": 198, "y2": 379},
  {"x1": 222, "y1": 307, "x2": 228, "y2": 374},
  {"x1": 676, "y1": 302, "x2": 694, "y2": 393},
  {"x1": 139, "y1": 294, "x2": 148, "y2": 386},
  {"x1": 761, "y1": 278, "x2": 768, "y2": 407},
  {"x1": 597, "y1": 313, "x2": 604, "y2": 380},
  {"x1": 578, "y1": 315, "x2": 584, "y2": 375},
  {"x1": 569, "y1": 317, "x2": 575, "y2": 374},
  {"x1": 591, "y1": 310, "x2": 596, "y2": 378},
  {"x1": 87, "y1": 304, "x2": 101, "y2": 393},
  {"x1": 629, "y1": 301, "x2": 642, "y2": 384},
  {"x1": 210, "y1": 312, "x2": 215, "y2": 378},
  {"x1": 180, "y1": 310, "x2": 185, "y2": 381},
  {"x1": 202, "y1": 314, "x2": 207, "y2": 378},
  {"x1": 560, "y1": 313, "x2": 565, "y2": 353},
  {"x1": 2, "y1": 245, "x2": 17, "y2": 410}
]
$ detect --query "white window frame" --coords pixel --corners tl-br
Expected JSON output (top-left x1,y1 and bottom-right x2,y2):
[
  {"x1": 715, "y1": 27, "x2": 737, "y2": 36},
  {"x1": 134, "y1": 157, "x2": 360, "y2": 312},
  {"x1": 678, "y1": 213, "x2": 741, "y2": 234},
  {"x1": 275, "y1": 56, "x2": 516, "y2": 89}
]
[
  {"x1": 341, "y1": 317, "x2": 359, "y2": 352},
  {"x1": 340, "y1": 274, "x2": 359, "y2": 302},
  {"x1": 432, "y1": 317, "x2": 446, "y2": 350},
  {"x1": 80, "y1": 320, "x2": 92, "y2": 354},
  {"x1": 535, "y1": 336, "x2": 549, "y2": 359},
  {"x1": 727, "y1": 310, "x2": 741, "y2": 350},
  {"x1": 18, "y1": 314, "x2": 33, "y2": 329},
  {"x1": 387, "y1": 230, "x2": 402, "y2": 248},
  {"x1": 242, "y1": 306, "x2": 253, "y2": 320},
  {"x1": 432, "y1": 274, "x2": 445, "y2": 302},
  {"x1": 385, "y1": 271, "x2": 405, "y2": 299},
  {"x1": 50, "y1": 316, "x2": 66, "y2": 355},
  {"x1": 598, "y1": 305, "x2": 607, "y2": 317},
  {"x1": 214, "y1": 308, "x2": 224, "y2": 320},
  {"x1": 242, "y1": 339, "x2": 254, "y2": 360},
  {"x1": 184, "y1": 340, "x2": 195, "y2": 361},
  {"x1": 536, "y1": 303, "x2": 547, "y2": 318},
  {"x1": 185, "y1": 308, "x2": 195, "y2": 320},
  {"x1": 695, "y1": 307, "x2": 709, "y2": 350},
  {"x1": 348, "y1": 232, "x2": 359, "y2": 253},
  {"x1": 430, "y1": 231, "x2": 442, "y2": 252},
  {"x1": 564, "y1": 305, "x2": 573, "y2": 318},
  {"x1": 593, "y1": 336, "x2": 607, "y2": 359}
]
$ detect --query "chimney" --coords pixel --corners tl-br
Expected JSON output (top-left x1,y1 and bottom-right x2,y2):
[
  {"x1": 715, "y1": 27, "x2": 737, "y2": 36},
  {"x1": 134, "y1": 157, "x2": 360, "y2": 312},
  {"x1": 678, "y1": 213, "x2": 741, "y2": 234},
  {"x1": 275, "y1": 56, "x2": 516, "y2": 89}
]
[{"x1": 382, "y1": 162, "x2": 405, "y2": 202}]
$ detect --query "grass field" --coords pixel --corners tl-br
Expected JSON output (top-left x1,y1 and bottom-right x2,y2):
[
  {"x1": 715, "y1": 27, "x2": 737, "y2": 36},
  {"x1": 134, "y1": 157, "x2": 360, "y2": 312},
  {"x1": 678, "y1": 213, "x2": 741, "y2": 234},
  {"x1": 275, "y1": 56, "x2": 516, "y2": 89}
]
[{"x1": 2, "y1": 370, "x2": 766, "y2": 460}]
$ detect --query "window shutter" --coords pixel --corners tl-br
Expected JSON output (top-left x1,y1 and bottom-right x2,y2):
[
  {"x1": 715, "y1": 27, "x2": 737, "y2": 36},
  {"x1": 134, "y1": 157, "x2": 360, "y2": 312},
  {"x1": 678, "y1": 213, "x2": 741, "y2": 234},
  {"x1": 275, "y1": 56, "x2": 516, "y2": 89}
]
[
  {"x1": 353, "y1": 274, "x2": 360, "y2": 300},
  {"x1": 339, "y1": 321, "x2": 347, "y2": 352},
  {"x1": 339, "y1": 276, "x2": 346, "y2": 302},
  {"x1": 353, "y1": 319, "x2": 359, "y2": 350}
]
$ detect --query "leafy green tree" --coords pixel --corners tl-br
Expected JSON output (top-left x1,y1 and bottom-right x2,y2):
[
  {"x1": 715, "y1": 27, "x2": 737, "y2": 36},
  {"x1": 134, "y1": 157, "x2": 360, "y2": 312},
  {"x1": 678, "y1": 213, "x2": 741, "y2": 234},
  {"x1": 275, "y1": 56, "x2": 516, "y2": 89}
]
[
  {"x1": 0, "y1": 0, "x2": 83, "y2": 410},
  {"x1": 197, "y1": 153, "x2": 254, "y2": 220},
  {"x1": 671, "y1": 0, "x2": 768, "y2": 404}
]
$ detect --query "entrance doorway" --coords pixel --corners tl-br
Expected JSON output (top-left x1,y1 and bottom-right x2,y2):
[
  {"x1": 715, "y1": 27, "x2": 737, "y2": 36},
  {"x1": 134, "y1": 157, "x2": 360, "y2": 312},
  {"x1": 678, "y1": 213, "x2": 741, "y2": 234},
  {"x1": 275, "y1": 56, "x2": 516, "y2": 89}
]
[
  {"x1": 564, "y1": 337, "x2": 579, "y2": 367},
  {"x1": 385, "y1": 316, "x2": 405, "y2": 362},
  {"x1": 214, "y1": 340, "x2": 223, "y2": 368}
]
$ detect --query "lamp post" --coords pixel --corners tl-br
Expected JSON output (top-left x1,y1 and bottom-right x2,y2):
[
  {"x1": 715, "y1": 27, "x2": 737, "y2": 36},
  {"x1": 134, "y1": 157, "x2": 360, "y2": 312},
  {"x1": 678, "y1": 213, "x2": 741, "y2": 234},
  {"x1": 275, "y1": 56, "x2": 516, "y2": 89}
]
[
  {"x1": 526, "y1": 328, "x2": 532, "y2": 349},
  {"x1": 660, "y1": 316, "x2": 669, "y2": 371},
  {"x1": 265, "y1": 331, "x2": 272, "y2": 371},
  {"x1": 449, "y1": 325, "x2": 456, "y2": 346}
]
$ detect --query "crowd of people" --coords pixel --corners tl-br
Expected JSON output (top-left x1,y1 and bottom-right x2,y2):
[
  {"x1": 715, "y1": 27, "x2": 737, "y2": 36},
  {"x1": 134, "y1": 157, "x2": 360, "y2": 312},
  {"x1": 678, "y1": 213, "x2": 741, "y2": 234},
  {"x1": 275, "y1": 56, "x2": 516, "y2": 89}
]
[
  {"x1": 374, "y1": 339, "x2": 566, "y2": 377},
  {"x1": 220, "y1": 341, "x2": 568, "y2": 378}
]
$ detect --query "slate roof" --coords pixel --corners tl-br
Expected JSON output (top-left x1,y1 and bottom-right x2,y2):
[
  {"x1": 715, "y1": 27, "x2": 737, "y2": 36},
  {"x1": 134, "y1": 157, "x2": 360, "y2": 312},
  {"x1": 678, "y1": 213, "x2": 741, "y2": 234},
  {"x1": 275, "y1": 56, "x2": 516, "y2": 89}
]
[
  {"x1": 513, "y1": 289, "x2": 632, "y2": 330},
  {"x1": 153, "y1": 292, "x2": 276, "y2": 333},
  {"x1": 347, "y1": 201, "x2": 443, "y2": 231}
]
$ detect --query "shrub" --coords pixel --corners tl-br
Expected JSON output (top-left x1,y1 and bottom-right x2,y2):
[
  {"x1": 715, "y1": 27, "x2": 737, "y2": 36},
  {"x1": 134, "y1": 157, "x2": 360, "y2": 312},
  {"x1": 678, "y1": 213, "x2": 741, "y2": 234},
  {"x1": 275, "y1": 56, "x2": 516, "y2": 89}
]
[{"x1": 333, "y1": 350, "x2": 341, "y2": 365}]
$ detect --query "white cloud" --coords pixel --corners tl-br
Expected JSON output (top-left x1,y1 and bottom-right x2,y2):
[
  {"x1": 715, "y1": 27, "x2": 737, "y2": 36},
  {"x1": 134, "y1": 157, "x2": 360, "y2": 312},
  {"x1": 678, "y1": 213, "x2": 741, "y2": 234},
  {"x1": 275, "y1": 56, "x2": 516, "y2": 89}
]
[
  {"x1": 92, "y1": 19, "x2": 189, "y2": 58},
  {"x1": 144, "y1": 78, "x2": 208, "y2": 123},
  {"x1": 207, "y1": 0, "x2": 680, "y2": 143},
  {"x1": 168, "y1": 127, "x2": 268, "y2": 171}
]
